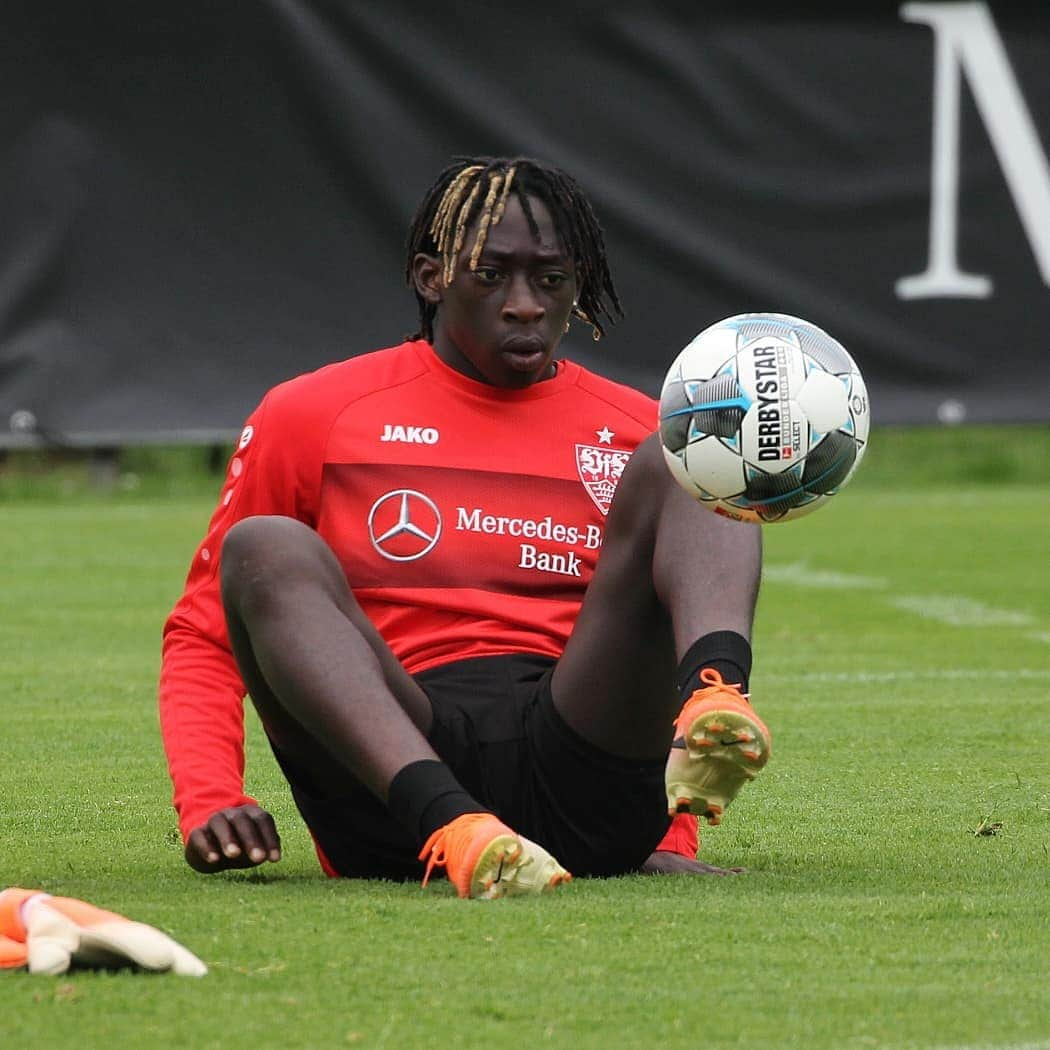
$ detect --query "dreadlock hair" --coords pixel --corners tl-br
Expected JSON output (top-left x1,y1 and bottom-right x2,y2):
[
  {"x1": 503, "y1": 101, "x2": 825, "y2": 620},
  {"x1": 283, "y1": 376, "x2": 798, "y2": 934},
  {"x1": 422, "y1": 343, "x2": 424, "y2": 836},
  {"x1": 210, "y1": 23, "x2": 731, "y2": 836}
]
[{"x1": 405, "y1": 156, "x2": 623, "y2": 344}]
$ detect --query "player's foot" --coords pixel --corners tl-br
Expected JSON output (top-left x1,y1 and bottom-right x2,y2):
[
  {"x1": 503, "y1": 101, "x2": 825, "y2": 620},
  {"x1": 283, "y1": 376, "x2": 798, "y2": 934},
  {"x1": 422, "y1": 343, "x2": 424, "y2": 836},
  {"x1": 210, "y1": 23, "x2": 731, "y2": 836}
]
[
  {"x1": 666, "y1": 668, "x2": 771, "y2": 824},
  {"x1": 418, "y1": 813, "x2": 571, "y2": 899}
]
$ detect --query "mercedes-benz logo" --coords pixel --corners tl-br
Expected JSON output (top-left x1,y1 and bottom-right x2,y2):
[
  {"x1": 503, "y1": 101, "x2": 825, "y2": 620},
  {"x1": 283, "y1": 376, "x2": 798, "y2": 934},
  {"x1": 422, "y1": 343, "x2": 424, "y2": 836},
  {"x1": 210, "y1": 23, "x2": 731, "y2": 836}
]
[{"x1": 367, "y1": 489, "x2": 442, "y2": 561}]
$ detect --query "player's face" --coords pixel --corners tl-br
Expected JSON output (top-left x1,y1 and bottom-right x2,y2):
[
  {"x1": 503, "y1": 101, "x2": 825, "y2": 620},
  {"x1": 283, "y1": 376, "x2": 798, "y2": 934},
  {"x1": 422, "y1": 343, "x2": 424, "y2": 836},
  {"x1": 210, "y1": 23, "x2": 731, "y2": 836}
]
[{"x1": 424, "y1": 195, "x2": 578, "y2": 388}]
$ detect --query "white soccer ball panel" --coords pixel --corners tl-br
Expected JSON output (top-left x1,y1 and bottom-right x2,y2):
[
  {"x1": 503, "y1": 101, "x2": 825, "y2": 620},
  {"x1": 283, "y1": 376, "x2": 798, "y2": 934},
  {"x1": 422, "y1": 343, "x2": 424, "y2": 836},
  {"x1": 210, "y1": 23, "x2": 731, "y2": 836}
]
[
  {"x1": 662, "y1": 445, "x2": 698, "y2": 495},
  {"x1": 662, "y1": 445, "x2": 722, "y2": 502},
  {"x1": 846, "y1": 371, "x2": 871, "y2": 445},
  {"x1": 680, "y1": 436, "x2": 747, "y2": 498},
  {"x1": 675, "y1": 325, "x2": 739, "y2": 381},
  {"x1": 797, "y1": 367, "x2": 849, "y2": 434}
]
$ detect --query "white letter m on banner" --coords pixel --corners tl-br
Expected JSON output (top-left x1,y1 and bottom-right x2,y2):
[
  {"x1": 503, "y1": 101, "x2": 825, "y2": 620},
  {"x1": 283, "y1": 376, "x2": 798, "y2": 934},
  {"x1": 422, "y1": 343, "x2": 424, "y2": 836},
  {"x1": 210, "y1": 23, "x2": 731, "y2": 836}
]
[{"x1": 897, "y1": 2, "x2": 1050, "y2": 299}]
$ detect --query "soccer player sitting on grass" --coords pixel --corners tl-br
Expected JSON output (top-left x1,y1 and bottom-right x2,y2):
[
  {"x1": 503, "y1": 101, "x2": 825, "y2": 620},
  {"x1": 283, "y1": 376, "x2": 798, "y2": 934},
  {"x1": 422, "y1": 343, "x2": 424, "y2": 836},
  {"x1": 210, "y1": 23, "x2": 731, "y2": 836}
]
[{"x1": 159, "y1": 156, "x2": 772, "y2": 897}]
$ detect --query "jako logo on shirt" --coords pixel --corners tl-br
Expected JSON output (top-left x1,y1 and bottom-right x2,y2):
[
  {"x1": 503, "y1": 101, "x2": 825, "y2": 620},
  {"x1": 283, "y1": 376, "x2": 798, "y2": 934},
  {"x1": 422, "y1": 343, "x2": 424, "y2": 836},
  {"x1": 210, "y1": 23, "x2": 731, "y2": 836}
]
[{"x1": 380, "y1": 424, "x2": 439, "y2": 445}]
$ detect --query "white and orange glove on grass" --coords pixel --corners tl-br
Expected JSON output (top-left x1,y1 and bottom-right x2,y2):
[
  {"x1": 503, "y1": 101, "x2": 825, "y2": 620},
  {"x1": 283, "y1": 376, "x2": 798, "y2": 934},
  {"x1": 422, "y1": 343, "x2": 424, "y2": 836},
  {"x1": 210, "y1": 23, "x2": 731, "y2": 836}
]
[{"x1": 0, "y1": 888, "x2": 207, "y2": 976}]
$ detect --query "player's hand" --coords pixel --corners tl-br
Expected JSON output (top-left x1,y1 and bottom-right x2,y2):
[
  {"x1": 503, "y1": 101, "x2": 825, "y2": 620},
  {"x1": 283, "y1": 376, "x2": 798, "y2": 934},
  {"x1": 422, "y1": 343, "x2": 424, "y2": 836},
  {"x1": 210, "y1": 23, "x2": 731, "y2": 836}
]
[
  {"x1": 640, "y1": 851, "x2": 745, "y2": 876},
  {"x1": 184, "y1": 805, "x2": 282, "y2": 873},
  {"x1": 0, "y1": 888, "x2": 207, "y2": 976}
]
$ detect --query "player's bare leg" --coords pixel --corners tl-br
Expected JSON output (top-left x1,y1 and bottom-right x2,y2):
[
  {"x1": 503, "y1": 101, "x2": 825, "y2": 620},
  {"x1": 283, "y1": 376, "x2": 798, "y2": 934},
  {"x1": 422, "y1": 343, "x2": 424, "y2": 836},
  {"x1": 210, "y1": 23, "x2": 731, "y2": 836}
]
[
  {"x1": 220, "y1": 515, "x2": 568, "y2": 896},
  {"x1": 553, "y1": 433, "x2": 770, "y2": 831},
  {"x1": 555, "y1": 434, "x2": 760, "y2": 753},
  {"x1": 221, "y1": 515, "x2": 438, "y2": 798}
]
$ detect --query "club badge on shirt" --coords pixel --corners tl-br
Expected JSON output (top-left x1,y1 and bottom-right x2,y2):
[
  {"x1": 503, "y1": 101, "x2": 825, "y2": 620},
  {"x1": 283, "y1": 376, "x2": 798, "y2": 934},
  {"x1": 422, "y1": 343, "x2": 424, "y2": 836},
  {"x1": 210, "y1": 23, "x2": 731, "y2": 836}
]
[{"x1": 575, "y1": 439, "x2": 632, "y2": 516}]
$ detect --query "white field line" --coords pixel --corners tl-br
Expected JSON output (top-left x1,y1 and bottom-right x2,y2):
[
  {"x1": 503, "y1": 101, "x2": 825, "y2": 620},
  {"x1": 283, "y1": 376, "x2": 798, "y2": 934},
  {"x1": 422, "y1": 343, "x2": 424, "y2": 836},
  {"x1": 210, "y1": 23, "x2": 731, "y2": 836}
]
[
  {"x1": 762, "y1": 561, "x2": 887, "y2": 589},
  {"x1": 771, "y1": 669, "x2": 1050, "y2": 683},
  {"x1": 764, "y1": 562, "x2": 1044, "y2": 632},
  {"x1": 921, "y1": 1044, "x2": 1050, "y2": 1050},
  {"x1": 890, "y1": 594, "x2": 1035, "y2": 627}
]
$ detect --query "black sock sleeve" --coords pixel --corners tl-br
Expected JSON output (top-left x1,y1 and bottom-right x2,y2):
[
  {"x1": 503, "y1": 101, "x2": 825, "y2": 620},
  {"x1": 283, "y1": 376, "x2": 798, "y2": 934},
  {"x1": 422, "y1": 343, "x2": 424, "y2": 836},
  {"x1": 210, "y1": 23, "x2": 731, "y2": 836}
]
[{"x1": 675, "y1": 630, "x2": 753, "y2": 699}]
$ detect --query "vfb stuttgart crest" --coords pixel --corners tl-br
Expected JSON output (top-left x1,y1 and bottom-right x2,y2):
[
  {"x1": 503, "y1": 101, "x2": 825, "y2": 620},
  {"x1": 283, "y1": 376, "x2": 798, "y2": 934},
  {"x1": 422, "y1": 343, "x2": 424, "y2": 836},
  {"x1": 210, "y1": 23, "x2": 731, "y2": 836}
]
[{"x1": 575, "y1": 444, "x2": 632, "y2": 516}]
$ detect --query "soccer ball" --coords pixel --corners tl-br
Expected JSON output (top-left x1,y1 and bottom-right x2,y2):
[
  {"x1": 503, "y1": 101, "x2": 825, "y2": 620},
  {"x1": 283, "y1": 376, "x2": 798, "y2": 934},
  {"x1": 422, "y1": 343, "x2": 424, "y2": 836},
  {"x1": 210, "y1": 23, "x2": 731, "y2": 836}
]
[{"x1": 659, "y1": 313, "x2": 870, "y2": 523}]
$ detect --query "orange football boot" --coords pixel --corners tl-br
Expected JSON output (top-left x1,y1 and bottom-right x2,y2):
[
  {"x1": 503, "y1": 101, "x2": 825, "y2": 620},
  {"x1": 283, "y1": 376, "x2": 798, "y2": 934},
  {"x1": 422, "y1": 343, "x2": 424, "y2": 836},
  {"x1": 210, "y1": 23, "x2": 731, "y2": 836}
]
[
  {"x1": 666, "y1": 668, "x2": 772, "y2": 825},
  {"x1": 419, "y1": 813, "x2": 571, "y2": 899}
]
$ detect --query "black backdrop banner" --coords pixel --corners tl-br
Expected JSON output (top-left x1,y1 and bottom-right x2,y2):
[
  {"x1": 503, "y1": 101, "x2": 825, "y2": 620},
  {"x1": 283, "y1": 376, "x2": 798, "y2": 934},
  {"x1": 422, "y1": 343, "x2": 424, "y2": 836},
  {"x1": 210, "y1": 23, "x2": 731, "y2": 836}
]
[{"x1": 2, "y1": 1, "x2": 1049, "y2": 445}]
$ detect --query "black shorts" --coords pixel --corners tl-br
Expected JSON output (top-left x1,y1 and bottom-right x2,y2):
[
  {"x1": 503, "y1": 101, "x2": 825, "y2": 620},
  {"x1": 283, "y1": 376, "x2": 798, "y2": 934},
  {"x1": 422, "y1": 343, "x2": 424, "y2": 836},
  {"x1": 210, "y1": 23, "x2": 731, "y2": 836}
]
[{"x1": 273, "y1": 653, "x2": 672, "y2": 880}]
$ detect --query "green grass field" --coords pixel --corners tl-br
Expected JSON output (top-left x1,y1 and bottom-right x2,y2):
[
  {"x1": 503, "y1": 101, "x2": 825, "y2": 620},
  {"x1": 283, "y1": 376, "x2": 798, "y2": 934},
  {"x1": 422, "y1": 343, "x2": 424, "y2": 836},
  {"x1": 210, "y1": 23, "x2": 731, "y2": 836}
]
[{"x1": 1, "y1": 427, "x2": 1048, "y2": 1049}]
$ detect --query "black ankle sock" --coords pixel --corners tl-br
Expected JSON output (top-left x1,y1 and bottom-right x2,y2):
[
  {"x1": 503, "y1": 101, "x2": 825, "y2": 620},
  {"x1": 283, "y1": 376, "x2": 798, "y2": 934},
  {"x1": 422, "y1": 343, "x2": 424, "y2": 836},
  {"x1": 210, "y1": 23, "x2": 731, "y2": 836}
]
[
  {"x1": 387, "y1": 759, "x2": 487, "y2": 845},
  {"x1": 676, "y1": 630, "x2": 752, "y2": 702}
]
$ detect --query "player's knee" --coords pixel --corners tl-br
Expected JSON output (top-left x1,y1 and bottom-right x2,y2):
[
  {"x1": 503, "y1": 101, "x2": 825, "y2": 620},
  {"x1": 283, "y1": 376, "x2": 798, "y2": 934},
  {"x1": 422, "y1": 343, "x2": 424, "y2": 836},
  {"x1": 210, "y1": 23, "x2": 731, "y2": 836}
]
[
  {"x1": 223, "y1": 514, "x2": 309, "y2": 567},
  {"x1": 630, "y1": 432, "x2": 668, "y2": 475},
  {"x1": 610, "y1": 433, "x2": 675, "y2": 514},
  {"x1": 221, "y1": 516, "x2": 327, "y2": 614}
]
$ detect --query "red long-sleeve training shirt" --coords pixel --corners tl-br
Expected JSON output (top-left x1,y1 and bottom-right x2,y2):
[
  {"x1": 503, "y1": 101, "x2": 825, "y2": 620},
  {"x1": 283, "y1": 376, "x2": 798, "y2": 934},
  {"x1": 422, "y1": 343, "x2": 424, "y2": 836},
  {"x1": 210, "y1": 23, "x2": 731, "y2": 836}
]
[{"x1": 159, "y1": 340, "x2": 698, "y2": 860}]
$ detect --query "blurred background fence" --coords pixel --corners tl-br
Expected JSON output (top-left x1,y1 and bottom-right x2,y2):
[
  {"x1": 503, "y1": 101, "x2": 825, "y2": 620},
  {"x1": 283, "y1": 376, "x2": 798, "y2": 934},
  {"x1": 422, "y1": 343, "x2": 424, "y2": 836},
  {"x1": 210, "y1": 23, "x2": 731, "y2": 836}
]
[{"x1": 2, "y1": 1, "x2": 1048, "y2": 450}]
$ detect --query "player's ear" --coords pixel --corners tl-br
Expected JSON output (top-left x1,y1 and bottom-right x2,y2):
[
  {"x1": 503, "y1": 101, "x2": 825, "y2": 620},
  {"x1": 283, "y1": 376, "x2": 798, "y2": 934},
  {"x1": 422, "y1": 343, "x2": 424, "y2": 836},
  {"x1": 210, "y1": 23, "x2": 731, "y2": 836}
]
[{"x1": 412, "y1": 253, "x2": 445, "y2": 305}]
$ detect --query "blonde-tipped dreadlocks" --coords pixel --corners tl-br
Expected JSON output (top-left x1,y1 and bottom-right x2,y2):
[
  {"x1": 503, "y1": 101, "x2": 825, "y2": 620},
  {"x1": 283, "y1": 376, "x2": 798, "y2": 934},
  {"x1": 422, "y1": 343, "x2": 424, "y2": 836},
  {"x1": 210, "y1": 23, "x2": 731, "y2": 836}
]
[
  {"x1": 406, "y1": 156, "x2": 623, "y2": 344},
  {"x1": 428, "y1": 165, "x2": 517, "y2": 285}
]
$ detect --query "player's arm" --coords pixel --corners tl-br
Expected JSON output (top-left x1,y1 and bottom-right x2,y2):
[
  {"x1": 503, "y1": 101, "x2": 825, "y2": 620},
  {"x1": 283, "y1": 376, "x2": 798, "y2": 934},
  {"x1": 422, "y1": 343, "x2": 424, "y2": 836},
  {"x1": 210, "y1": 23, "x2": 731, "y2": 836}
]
[
  {"x1": 159, "y1": 387, "x2": 321, "y2": 873},
  {"x1": 640, "y1": 813, "x2": 743, "y2": 876},
  {"x1": 160, "y1": 623, "x2": 281, "y2": 872},
  {"x1": 183, "y1": 805, "x2": 281, "y2": 873},
  {"x1": 641, "y1": 852, "x2": 744, "y2": 876}
]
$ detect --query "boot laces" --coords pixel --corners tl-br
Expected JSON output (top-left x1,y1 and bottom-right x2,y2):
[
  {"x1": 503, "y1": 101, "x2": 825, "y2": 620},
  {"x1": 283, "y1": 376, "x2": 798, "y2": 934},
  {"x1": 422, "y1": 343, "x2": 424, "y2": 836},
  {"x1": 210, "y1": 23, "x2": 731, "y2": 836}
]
[
  {"x1": 418, "y1": 813, "x2": 497, "y2": 888},
  {"x1": 697, "y1": 667, "x2": 750, "y2": 700},
  {"x1": 674, "y1": 668, "x2": 751, "y2": 732}
]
